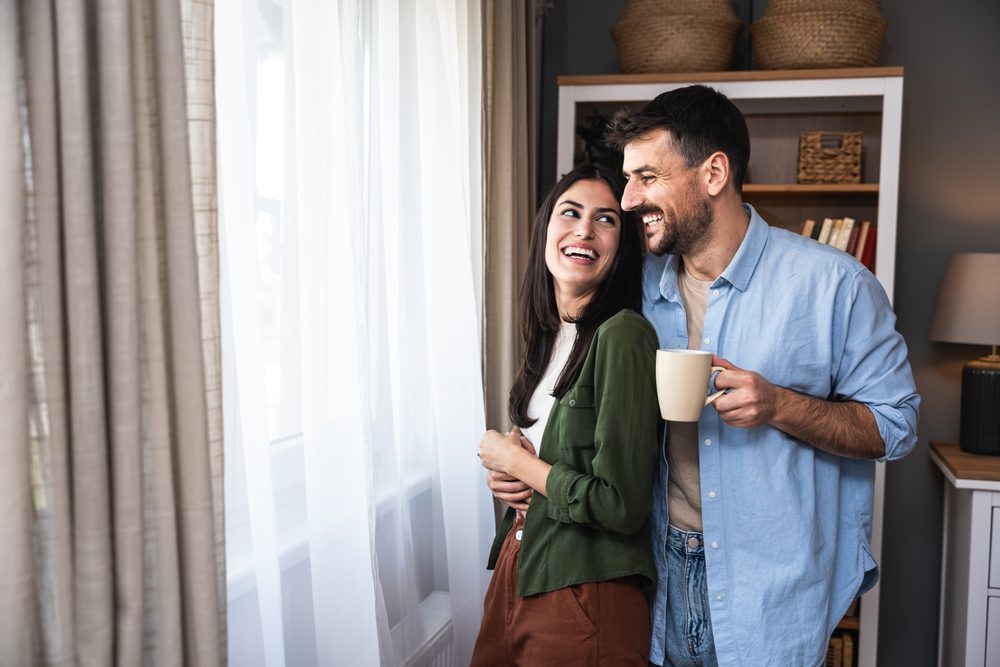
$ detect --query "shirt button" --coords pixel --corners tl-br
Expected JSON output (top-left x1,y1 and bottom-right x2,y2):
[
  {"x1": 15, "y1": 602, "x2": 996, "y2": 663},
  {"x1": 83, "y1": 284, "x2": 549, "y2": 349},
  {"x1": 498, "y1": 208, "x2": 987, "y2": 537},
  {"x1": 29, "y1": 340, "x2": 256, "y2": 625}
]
[
  {"x1": 713, "y1": 290, "x2": 721, "y2": 296},
  {"x1": 704, "y1": 337, "x2": 711, "y2": 344},
  {"x1": 569, "y1": 399, "x2": 576, "y2": 406},
  {"x1": 515, "y1": 530, "x2": 523, "y2": 541},
  {"x1": 704, "y1": 439, "x2": 712, "y2": 446},
  {"x1": 711, "y1": 541, "x2": 719, "y2": 549},
  {"x1": 716, "y1": 594, "x2": 724, "y2": 602},
  {"x1": 708, "y1": 491, "x2": 717, "y2": 499}
]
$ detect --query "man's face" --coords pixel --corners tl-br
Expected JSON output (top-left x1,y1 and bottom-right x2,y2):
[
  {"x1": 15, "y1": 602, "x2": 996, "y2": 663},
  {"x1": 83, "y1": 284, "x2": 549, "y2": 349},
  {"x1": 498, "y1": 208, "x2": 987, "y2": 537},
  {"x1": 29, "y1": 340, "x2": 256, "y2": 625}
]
[{"x1": 621, "y1": 129, "x2": 713, "y2": 257}]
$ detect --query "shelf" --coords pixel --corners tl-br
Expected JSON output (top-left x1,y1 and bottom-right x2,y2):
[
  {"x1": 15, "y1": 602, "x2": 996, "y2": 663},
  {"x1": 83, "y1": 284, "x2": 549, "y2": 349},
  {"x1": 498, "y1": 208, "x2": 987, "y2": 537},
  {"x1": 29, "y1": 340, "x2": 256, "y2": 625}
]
[
  {"x1": 558, "y1": 67, "x2": 904, "y2": 87},
  {"x1": 837, "y1": 615, "x2": 861, "y2": 631},
  {"x1": 743, "y1": 184, "x2": 879, "y2": 196}
]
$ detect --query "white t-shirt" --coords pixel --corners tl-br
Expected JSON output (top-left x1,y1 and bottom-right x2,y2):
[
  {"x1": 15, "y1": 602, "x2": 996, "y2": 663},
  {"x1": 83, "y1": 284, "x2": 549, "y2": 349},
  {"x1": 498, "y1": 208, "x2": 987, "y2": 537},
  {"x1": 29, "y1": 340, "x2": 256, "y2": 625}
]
[{"x1": 522, "y1": 322, "x2": 577, "y2": 457}]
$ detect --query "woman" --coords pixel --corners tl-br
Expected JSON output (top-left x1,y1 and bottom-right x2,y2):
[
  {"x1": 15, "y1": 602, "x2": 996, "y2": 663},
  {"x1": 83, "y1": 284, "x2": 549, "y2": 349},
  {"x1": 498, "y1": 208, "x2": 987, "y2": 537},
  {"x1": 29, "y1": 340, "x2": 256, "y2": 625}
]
[{"x1": 471, "y1": 164, "x2": 660, "y2": 665}]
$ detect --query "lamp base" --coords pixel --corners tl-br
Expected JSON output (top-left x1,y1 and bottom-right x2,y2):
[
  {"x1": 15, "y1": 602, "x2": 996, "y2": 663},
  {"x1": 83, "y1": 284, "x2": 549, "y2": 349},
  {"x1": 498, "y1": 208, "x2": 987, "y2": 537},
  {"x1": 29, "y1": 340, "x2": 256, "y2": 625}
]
[{"x1": 960, "y1": 355, "x2": 1000, "y2": 455}]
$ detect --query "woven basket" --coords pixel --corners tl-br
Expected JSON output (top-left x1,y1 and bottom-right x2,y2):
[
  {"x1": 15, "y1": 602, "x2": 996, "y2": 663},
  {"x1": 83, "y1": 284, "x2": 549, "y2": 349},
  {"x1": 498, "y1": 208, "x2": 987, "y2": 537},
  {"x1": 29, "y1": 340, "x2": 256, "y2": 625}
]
[
  {"x1": 797, "y1": 131, "x2": 862, "y2": 184},
  {"x1": 618, "y1": 0, "x2": 737, "y2": 22},
  {"x1": 612, "y1": 14, "x2": 742, "y2": 73},
  {"x1": 752, "y1": 9, "x2": 886, "y2": 69},
  {"x1": 762, "y1": 0, "x2": 882, "y2": 15}
]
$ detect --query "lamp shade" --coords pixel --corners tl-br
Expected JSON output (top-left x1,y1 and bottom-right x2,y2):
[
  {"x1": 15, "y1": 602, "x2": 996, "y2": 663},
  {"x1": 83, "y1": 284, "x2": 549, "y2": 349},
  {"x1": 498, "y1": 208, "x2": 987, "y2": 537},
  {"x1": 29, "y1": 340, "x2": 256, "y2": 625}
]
[{"x1": 929, "y1": 253, "x2": 1000, "y2": 346}]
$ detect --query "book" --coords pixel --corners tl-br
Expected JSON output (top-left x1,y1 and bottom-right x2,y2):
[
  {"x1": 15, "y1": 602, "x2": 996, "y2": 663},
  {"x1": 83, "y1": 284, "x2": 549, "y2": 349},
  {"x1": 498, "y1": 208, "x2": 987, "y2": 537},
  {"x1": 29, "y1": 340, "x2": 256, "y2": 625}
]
[
  {"x1": 842, "y1": 633, "x2": 854, "y2": 667},
  {"x1": 853, "y1": 221, "x2": 871, "y2": 261},
  {"x1": 860, "y1": 225, "x2": 877, "y2": 269},
  {"x1": 845, "y1": 223, "x2": 860, "y2": 256},
  {"x1": 801, "y1": 219, "x2": 816, "y2": 238},
  {"x1": 837, "y1": 218, "x2": 855, "y2": 252},
  {"x1": 826, "y1": 635, "x2": 843, "y2": 667},
  {"x1": 811, "y1": 219, "x2": 823, "y2": 240},
  {"x1": 817, "y1": 218, "x2": 834, "y2": 245},
  {"x1": 827, "y1": 218, "x2": 844, "y2": 248}
]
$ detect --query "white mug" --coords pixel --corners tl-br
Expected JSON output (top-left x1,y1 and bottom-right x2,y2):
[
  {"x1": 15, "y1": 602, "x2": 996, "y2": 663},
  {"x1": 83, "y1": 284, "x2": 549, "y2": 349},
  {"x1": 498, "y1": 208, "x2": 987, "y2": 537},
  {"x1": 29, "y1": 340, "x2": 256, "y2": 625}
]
[{"x1": 655, "y1": 349, "x2": 726, "y2": 422}]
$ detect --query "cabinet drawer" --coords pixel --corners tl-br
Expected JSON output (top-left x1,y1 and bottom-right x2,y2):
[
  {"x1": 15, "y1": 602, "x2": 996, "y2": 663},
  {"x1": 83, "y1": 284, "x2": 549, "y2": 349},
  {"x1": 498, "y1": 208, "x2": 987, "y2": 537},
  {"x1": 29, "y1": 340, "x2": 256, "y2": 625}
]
[{"x1": 992, "y1": 508, "x2": 1000, "y2": 590}]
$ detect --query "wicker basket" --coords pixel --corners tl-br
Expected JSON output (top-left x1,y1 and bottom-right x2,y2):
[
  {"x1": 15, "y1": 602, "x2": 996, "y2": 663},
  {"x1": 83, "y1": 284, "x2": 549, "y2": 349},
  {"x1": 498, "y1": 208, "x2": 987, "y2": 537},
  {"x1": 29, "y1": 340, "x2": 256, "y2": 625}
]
[
  {"x1": 751, "y1": 0, "x2": 886, "y2": 70},
  {"x1": 798, "y1": 131, "x2": 862, "y2": 184},
  {"x1": 612, "y1": 14, "x2": 742, "y2": 73}
]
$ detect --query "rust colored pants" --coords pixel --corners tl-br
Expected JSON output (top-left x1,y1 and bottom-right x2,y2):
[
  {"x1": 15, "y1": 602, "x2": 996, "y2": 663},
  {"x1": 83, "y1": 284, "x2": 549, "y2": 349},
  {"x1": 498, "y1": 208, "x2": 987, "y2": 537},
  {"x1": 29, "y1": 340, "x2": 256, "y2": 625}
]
[{"x1": 470, "y1": 518, "x2": 650, "y2": 666}]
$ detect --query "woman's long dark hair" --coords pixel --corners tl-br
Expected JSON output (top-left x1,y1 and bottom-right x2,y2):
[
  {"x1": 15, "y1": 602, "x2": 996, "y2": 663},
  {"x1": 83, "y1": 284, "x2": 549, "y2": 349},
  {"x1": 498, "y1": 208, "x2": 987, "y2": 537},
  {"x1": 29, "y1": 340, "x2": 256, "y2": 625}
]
[{"x1": 508, "y1": 163, "x2": 644, "y2": 428}]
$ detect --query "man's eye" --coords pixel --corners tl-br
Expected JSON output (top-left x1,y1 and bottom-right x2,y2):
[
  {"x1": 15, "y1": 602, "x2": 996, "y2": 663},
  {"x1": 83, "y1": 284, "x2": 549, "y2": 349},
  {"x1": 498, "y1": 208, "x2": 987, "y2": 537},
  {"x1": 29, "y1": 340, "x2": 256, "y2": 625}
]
[{"x1": 641, "y1": 175, "x2": 655, "y2": 184}]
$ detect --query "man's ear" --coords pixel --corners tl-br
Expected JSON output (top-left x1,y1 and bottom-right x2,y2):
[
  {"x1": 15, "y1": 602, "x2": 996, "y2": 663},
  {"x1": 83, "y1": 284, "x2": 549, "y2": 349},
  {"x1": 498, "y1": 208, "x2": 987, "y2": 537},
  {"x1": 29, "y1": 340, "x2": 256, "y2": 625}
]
[{"x1": 703, "y1": 151, "x2": 731, "y2": 197}]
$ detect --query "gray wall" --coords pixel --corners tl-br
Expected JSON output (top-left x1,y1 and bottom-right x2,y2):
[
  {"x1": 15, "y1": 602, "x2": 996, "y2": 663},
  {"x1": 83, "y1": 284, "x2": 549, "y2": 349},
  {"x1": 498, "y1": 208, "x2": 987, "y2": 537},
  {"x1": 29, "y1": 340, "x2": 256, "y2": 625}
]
[{"x1": 538, "y1": 2, "x2": 1000, "y2": 664}]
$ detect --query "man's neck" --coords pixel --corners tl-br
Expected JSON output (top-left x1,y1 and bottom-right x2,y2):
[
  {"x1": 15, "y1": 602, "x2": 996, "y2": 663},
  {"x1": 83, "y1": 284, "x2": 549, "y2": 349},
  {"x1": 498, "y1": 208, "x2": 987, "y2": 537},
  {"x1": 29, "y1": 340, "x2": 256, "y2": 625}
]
[{"x1": 681, "y1": 199, "x2": 750, "y2": 282}]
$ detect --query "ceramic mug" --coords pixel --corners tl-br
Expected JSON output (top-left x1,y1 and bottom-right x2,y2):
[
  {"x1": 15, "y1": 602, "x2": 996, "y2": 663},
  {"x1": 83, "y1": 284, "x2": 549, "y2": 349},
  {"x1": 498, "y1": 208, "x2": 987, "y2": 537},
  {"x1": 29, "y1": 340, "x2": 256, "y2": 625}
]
[{"x1": 655, "y1": 349, "x2": 726, "y2": 422}]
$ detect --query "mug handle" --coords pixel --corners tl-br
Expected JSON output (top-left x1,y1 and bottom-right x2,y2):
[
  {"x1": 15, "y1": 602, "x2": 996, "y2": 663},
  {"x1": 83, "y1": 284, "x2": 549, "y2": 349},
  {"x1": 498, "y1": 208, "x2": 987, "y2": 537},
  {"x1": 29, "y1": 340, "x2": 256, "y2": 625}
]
[{"x1": 704, "y1": 366, "x2": 727, "y2": 406}]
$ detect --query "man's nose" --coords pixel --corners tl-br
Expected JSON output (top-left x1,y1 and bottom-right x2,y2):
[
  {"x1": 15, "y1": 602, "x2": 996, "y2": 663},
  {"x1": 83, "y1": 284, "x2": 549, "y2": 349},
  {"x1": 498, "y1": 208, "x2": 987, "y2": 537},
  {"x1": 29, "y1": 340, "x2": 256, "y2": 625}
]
[{"x1": 622, "y1": 180, "x2": 640, "y2": 211}]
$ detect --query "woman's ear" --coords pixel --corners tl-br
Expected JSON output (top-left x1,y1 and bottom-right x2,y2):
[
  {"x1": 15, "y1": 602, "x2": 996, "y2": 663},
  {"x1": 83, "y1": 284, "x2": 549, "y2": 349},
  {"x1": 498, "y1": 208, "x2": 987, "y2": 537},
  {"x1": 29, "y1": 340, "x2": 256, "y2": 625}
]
[{"x1": 704, "y1": 151, "x2": 731, "y2": 197}]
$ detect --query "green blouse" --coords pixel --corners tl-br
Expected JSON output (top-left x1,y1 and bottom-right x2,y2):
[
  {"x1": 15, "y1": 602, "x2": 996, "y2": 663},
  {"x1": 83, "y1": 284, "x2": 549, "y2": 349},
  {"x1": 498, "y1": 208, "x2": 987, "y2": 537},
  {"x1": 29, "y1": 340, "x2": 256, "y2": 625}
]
[{"x1": 488, "y1": 309, "x2": 661, "y2": 597}]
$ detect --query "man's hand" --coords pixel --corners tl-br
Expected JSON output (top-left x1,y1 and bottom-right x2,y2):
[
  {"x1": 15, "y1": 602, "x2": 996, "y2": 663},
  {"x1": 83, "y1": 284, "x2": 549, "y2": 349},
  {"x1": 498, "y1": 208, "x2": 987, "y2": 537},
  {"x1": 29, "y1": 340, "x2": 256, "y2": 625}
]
[{"x1": 711, "y1": 355, "x2": 778, "y2": 428}]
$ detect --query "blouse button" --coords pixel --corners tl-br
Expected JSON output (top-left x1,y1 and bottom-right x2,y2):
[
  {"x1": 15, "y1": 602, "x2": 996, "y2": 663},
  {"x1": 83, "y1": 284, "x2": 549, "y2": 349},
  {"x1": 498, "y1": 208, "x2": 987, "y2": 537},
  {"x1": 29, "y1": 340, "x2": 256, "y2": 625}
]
[{"x1": 569, "y1": 399, "x2": 576, "y2": 406}]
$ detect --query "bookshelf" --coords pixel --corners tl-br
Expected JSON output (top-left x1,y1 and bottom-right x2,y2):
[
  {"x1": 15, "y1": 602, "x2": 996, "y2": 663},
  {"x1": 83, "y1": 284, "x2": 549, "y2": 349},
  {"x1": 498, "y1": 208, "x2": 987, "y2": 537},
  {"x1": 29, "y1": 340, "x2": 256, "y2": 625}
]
[{"x1": 557, "y1": 67, "x2": 904, "y2": 667}]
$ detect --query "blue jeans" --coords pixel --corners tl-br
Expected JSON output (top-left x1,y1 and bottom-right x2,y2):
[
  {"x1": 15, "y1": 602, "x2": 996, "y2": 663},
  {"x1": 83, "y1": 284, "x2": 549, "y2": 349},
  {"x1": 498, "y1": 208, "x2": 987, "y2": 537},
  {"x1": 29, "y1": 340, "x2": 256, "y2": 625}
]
[{"x1": 662, "y1": 525, "x2": 718, "y2": 667}]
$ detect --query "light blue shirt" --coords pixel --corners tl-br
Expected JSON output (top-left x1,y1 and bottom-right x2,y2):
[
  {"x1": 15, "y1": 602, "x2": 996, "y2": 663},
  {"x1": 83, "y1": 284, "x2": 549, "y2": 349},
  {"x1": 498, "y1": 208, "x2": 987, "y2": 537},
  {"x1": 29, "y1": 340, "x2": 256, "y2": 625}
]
[{"x1": 645, "y1": 205, "x2": 919, "y2": 666}]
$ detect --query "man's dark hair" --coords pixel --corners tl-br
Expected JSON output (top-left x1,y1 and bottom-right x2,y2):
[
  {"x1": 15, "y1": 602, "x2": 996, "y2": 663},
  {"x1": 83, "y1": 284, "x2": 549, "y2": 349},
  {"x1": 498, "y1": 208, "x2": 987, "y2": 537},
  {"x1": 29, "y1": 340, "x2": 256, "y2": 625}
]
[
  {"x1": 508, "y1": 163, "x2": 643, "y2": 429},
  {"x1": 605, "y1": 85, "x2": 751, "y2": 192}
]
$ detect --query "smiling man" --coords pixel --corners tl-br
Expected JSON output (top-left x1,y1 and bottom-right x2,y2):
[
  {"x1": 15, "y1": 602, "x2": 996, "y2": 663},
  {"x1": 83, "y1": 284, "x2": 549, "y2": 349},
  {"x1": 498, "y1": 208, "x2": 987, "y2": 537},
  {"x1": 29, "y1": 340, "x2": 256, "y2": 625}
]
[{"x1": 606, "y1": 85, "x2": 920, "y2": 666}]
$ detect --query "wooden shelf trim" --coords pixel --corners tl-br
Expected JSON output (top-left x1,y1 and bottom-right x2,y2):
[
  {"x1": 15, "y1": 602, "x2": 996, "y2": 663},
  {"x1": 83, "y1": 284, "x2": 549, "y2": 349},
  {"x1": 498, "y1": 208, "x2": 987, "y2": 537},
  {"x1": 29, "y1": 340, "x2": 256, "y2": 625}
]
[
  {"x1": 929, "y1": 441, "x2": 1000, "y2": 484},
  {"x1": 837, "y1": 615, "x2": 861, "y2": 631},
  {"x1": 558, "y1": 67, "x2": 904, "y2": 87},
  {"x1": 743, "y1": 184, "x2": 879, "y2": 196}
]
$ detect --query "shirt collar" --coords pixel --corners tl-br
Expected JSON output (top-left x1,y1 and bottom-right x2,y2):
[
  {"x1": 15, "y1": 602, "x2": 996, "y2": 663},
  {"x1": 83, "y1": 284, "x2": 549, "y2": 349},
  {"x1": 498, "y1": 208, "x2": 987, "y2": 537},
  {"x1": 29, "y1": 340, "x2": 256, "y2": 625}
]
[
  {"x1": 647, "y1": 203, "x2": 768, "y2": 301},
  {"x1": 720, "y1": 203, "x2": 768, "y2": 293}
]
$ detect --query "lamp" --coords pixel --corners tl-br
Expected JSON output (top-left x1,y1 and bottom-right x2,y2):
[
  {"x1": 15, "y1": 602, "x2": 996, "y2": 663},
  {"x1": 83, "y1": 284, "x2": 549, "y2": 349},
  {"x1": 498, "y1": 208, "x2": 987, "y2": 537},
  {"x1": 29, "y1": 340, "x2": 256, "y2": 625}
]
[{"x1": 930, "y1": 253, "x2": 1000, "y2": 455}]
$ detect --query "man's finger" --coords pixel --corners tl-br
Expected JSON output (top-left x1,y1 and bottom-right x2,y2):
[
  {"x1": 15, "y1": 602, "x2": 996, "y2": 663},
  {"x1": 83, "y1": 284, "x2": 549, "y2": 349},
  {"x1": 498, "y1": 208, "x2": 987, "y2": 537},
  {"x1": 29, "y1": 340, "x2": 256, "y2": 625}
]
[{"x1": 489, "y1": 479, "x2": 530, "y2": 494}]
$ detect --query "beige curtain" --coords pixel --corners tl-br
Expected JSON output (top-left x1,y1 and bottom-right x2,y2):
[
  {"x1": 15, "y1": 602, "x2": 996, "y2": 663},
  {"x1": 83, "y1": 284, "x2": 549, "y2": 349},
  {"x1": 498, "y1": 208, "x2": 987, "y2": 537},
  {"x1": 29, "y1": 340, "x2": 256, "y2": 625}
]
[
  {"x1": 482, "y1": 0, "x2": 542, "y2": 439},
  {"x1": 0, "y1": 0, "x2": 224, "y2": 664}
]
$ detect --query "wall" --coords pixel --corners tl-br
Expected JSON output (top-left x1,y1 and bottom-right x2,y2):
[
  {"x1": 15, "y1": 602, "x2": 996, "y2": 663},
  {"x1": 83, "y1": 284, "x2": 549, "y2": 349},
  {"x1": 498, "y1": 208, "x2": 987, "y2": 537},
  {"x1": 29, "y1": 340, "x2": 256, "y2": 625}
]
[{"x1": 537, "y1": 2, "x2": 1000, "y2": 664}]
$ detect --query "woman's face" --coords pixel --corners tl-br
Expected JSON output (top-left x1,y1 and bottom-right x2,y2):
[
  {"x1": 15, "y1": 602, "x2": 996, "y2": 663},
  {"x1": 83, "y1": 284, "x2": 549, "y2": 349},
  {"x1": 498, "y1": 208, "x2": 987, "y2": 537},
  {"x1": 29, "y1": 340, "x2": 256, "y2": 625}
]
[{"x1": 544, "y1": 178, "x2": 622, "y2": 311}]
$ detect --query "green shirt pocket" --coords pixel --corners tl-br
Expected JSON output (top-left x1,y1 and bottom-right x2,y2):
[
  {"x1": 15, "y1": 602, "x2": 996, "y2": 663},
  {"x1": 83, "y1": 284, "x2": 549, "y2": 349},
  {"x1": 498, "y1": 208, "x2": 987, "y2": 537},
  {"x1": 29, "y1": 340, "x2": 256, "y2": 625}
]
[{"x1": 558, "y1": 384, "x2": 596, "y2": 450}]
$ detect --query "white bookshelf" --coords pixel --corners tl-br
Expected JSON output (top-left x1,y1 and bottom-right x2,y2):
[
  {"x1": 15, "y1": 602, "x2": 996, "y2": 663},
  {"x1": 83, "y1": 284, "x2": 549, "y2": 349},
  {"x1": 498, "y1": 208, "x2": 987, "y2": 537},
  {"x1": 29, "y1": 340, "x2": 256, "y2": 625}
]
[{"x1": 557, "y1": 67, "x2": 905, "y2": 667}]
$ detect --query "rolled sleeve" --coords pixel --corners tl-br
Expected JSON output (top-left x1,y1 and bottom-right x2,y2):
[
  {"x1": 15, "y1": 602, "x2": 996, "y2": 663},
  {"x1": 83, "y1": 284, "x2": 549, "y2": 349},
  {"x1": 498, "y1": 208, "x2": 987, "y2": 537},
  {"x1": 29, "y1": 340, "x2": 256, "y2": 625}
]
[{"x1": 835, "y1": 270, "x2": 920, "y2": 461}]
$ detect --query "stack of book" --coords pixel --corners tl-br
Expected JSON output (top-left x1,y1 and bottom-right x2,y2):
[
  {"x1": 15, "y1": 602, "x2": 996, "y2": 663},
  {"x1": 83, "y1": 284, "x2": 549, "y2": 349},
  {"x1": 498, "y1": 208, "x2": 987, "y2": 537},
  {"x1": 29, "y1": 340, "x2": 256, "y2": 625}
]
[{"x1": 800, "y1": 217, "x2": 876, "y2": 270}]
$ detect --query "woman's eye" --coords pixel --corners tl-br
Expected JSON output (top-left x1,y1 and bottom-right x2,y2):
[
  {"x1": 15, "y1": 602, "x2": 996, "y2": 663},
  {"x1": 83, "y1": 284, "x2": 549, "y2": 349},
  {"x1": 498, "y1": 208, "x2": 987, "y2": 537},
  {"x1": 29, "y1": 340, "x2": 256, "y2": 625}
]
[
  {"x1": 561, "y1": 208, "x2": 580, "y2": 218},
  {"x1": 596, "y1": 215, "x2": 618, "y2": 225}
]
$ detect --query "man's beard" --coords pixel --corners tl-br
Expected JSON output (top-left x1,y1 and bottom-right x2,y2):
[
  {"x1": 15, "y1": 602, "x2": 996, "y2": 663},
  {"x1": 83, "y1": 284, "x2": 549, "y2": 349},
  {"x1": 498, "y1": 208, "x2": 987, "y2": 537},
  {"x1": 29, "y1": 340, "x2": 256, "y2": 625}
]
[{"x1": 647, "y1": 188, "x2": 713, "y2": 257}]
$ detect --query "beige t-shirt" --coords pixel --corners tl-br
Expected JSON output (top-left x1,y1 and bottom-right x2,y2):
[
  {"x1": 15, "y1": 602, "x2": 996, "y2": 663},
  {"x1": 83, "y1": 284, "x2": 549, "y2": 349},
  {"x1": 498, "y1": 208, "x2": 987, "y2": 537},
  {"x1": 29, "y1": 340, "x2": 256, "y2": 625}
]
[{"x1": 666, "y1": 265, "x2": 711, "y2": 532}]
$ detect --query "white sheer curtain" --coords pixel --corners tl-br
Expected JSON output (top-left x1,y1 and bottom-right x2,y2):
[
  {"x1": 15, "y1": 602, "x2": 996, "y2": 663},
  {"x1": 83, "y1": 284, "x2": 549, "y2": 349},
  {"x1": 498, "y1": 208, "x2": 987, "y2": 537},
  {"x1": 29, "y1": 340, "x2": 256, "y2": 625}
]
[{"x1": 215, "y1": 1, "x2": 492, "y2": 665}]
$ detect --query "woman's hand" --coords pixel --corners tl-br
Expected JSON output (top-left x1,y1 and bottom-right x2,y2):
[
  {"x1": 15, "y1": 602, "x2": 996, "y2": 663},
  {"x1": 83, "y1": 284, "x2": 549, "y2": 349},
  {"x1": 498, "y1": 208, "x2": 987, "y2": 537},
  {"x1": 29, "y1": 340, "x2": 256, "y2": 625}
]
[
  {"x1": 480, "y1": 426, "x2": 551, "y2": 498},
  {"x1": 485, "y1": 428, "x2": 537, "y2": 511},
  {"x1": 478, "y1": 429, "x2": 527, "y2": 475}
]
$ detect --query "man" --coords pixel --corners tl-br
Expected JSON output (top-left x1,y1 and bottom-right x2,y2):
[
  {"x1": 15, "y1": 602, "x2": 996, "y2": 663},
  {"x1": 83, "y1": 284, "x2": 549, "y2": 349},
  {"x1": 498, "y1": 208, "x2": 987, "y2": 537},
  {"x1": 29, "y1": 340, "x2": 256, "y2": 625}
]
[{"x1": 605, "y1": 85, "x2": 919, "y2": 666}]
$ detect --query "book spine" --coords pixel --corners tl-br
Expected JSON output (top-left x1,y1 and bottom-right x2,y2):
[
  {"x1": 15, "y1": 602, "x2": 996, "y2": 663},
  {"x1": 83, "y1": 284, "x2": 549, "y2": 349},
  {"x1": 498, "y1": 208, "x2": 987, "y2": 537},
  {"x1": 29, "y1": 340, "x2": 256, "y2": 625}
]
[
  {"x1": 853, "y1": 221, "x2": 871, "y2": 260},
  {"x1": 801, "y1": 219, "x2": 816, "y2": 238},
  {"x1": 817, "y1": 218, "x2": 834, "y2": 245},
  {"x1": 837, "y1": 218, "x2": 855, "y2": 252}
]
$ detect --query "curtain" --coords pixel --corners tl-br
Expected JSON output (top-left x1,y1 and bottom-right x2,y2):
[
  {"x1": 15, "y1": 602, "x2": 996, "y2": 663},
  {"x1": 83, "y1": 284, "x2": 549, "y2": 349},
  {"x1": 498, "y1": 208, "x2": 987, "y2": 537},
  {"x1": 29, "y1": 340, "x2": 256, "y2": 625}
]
[
  {"x1": 0, "y1": 0, "x2": 224, "y2": 665},
  {"x1": 482, "y1": 0, "x2": 542, "y2": 449},
  {"x1": 216, "y1": 1, "x2": 493, "y2": 665}
]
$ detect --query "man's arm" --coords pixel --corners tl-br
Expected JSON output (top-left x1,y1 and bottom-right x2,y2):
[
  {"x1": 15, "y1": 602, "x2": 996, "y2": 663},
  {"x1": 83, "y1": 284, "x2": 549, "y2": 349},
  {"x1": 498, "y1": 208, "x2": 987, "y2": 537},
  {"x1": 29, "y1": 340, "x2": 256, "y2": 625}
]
[{"x1": 712, "y1": 356, "x2": 885, "y2": 459}]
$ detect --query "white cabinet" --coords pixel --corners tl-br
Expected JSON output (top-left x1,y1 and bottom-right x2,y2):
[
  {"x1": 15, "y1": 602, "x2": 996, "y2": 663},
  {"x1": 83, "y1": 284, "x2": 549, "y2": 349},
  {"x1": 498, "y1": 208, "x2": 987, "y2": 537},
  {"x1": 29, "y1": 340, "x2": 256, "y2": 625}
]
[
  {"x1": 557, "y1": 67, "x2": 905, "y2": 667},
  {"x1": 929, "y1": 441, "x2": 1000, "y2": 667}
]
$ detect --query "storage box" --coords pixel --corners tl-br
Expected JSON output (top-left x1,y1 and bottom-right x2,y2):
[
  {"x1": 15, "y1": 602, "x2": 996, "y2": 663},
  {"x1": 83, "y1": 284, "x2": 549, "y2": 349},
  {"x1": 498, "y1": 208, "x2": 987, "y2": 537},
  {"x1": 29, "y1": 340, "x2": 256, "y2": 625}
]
[{"x1": 797, "y1": 131, "x2": 862, "y2": 184}]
